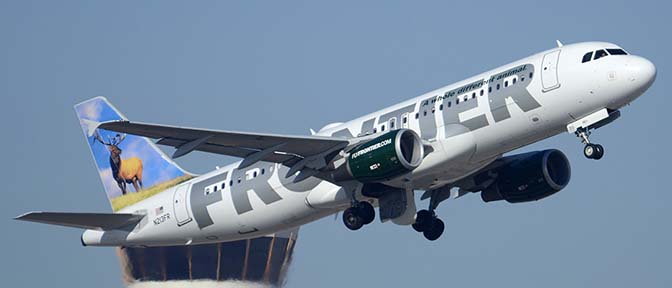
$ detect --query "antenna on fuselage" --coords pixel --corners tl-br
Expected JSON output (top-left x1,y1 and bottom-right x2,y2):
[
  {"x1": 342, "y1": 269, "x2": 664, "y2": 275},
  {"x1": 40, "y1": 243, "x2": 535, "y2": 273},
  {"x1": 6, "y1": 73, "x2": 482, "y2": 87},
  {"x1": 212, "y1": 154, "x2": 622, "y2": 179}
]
[{"x1": 556, "y1": 40, "x2": 563, "y2": 47}]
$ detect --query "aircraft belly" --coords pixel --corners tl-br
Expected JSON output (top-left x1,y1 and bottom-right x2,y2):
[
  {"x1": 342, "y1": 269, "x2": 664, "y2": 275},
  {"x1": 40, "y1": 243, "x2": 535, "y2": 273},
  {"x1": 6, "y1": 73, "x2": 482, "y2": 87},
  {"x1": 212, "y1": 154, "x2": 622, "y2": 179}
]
[
  {"x1": 384, "y1": 125, "x2": 478, "y2": 188},
  {"x1": 219, "y1": 177, "x2": 335, "y2": 238}
]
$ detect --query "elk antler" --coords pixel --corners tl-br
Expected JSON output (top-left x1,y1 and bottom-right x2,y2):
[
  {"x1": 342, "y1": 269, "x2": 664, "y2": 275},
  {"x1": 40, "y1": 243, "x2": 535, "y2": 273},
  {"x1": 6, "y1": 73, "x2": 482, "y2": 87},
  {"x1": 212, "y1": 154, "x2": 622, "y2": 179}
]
[
  {"x1": 92, "y1": 130, "x2": 111, "y2": 145},
  {"x1": 114, "y1": 133, "x2": 127, "y2": 146}
]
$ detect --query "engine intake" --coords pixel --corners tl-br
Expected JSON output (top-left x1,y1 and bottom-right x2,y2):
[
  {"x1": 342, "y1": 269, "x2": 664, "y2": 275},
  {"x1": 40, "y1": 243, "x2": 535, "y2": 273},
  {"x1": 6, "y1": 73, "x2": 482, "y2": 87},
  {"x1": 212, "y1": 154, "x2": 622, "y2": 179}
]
[
  {"x1": 481, "y1": 149, "x2": 571, "y2": 203},
  {"x1": 343, "y1": 129, "x2": 423, "y2": 183}
]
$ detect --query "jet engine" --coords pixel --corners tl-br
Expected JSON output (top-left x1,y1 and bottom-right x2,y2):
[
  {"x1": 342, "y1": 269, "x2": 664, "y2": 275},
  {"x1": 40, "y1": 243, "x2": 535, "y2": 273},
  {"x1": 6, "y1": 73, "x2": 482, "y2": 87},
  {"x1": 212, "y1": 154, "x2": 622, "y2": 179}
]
[
  {"x1": 481, "y1": 149, "x2": 571, "y2": 203},
  {"x1": 337, "y1": 129, "x2": 423, "y2": 183}
]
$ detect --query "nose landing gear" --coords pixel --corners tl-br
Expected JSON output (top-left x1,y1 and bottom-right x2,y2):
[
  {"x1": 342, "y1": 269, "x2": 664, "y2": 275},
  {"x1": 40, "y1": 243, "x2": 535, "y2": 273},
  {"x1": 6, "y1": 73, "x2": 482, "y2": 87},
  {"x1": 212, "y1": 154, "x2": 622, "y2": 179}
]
[
  {"x1": 576, "y1": 127, "x2": 604, "y2": 160},
  {"x1": 583, "y1": 143, "x2": 604, "y2": 160}
]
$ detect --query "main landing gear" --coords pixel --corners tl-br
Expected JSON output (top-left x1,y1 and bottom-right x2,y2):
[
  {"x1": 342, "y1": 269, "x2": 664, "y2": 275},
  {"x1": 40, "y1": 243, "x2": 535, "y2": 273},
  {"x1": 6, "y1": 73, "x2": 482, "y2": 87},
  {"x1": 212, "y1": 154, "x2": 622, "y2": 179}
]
[
  {"x1": 412, "y1": 209, "x2": 445, "y2": 241},
  {"x1": 412, "y1": 189, "x2": 447, "y2": 241},
  {"x1": 576, "y1": 127, "x2": 604, "y2": 160},
  {"x1": 342, "y1": 201, "x2": 375, "y2": 231}
]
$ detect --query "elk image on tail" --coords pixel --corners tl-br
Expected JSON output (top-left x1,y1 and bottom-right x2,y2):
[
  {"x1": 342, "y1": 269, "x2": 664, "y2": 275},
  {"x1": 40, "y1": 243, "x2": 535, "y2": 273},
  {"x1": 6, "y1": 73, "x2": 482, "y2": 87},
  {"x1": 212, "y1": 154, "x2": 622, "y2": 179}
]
[
  {"x1": 93, "y1": 130, "x2": 144, "y2": 195},
  {"x1": 74, "y1": 96, "x2": 192, "y2": 211}
]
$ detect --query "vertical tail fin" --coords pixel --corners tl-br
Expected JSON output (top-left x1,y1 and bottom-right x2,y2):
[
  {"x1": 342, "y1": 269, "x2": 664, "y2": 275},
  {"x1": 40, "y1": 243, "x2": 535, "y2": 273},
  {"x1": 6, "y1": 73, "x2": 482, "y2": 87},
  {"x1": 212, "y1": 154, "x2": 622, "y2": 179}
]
[{"x1": 74, "y1": 97, "x2": 194, "y2": 211}]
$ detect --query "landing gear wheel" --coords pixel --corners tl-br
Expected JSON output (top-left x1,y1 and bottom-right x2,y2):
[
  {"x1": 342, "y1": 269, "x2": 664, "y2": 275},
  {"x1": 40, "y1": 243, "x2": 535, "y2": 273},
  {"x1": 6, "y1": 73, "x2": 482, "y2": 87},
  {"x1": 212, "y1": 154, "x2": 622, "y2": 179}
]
[
  {"x1": 594, "y1": 144, "x2": 604, "y2": 160},
  {"x1": 423, "y1": 218, "x2": 445, "y2": 241},
  {"x1": 412, "y1": 210, "x2": 433, "y2": 232},
  {"x1": 342, "y1": 208, "x2": 364, "y2": 231},
  {"x1": 412, "y1": 222, "x2": 423, "y2": 232},
  {"x1": 584, "y1": 144, "x2": 596, "y2": 159},
  {"x1": 576, "y1": 127, "x2": 605, "y2": 160},
  {"x1": 357, "y1": 201, "x2": 376, "y2": 225},
  {"x1": 584, "y1": 144, "x2": 604, "y2": 160}
]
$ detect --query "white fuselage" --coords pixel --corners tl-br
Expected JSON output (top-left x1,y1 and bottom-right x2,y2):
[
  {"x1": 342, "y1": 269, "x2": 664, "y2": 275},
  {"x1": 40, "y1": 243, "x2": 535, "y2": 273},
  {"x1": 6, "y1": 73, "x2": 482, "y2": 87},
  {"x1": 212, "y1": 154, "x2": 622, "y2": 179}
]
[{"x1": 82, "y1": 41, "x2": 656, "y2": 247}]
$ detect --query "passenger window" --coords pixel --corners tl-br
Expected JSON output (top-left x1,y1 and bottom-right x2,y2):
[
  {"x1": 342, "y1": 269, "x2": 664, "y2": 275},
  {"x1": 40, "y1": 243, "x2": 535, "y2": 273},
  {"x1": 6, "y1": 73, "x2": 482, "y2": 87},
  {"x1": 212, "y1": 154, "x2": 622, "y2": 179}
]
[
  {"x1": 512, "y1": 78, "x2": 516, "y2": 84},
  {"x1": 447, "y1": 101, "x2": 451, "y2": 108},
  {"x1": 431, "y1": 107, "x2": 435, "y2": 114},
  {"x1": 480, "y1": 89, "x2": 484, "y2": 96},
  {"x1": 373, "y1": 127, "x2": 377, "y2": 133},
  {"x1": 456, "y1": 98, "x2": 460, "y2": 105},
  {"x1": 415, "y1": 113, "x2": 419, "y2": 119},
  {"x1": 214, "y1": 186, "x2": 218, "y2": 192},
  {"x1": 607, "y1": 48, "x2": 627, "y2": 55},
  {"x1": 521, "y1": 76, "x2": 525, "y2": 82},
  {"x1": 237, "y1": 177, "x2": 241, "y2": 183},
  {"x1": 229, "y1": 180, "x2": 233, "y2": 186},
  {"x1": 488, "y1": 87, "x2": 492, "y2": 93},
  {"x1": 504, "y1": 81, "x2": 508, "y2": 87},
  {"x1": 594, "y1": 49, "x2": 608, "y2": 60},
  {"x1": 472, "y1": 92, "x2": 476, "y2": 99},
  {"x1": 529, "y1": 72, "x2": 533, "y2": 78},
  {"x1": 261, "y1": 169, "x2": 265, "y2": 175},
  {"x1": 423, "y1": 111, "x2": 427, "y2": 116},
  {"x1": 582, "y1": 52, "x2": 593, "y2": 63},
  {"x1": 439, "y1": 104, "x2": 443, "y2": 110},
  {"x1": 402, "y1": 116, "x2": 408, "y2": 123},
  {"x1": 381, "y1": 125, "x2": 385, "y2": 132},
  {"x1": 253, "y1": 171, "x2": 258, "y2": 178},
  {"x1": 221, "y1": 183, "x2": 226, "y2": 189},
  {"x1": 497, "y1": 84, "x2": 501, "y2": 90}
]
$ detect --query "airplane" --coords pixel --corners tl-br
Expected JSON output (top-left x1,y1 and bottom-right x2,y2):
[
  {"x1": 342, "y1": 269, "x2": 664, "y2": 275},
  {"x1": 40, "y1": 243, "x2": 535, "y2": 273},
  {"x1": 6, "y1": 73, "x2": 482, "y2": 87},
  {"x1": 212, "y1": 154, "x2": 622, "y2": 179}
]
[{"x1": 16, "y1": 41, "x2": 656, "y2": 244}]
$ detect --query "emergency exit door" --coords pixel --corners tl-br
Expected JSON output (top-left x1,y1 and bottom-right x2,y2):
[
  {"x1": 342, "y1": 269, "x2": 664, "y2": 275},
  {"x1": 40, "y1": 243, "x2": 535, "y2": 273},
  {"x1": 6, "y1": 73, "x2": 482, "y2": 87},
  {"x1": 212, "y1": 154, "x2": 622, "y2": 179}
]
[
  {"x1": 173, "y1": 184, "x2": 192, "y2": 226},
  {"x1": 541, "y1": 50, "x2": 561, "y2": 92}
]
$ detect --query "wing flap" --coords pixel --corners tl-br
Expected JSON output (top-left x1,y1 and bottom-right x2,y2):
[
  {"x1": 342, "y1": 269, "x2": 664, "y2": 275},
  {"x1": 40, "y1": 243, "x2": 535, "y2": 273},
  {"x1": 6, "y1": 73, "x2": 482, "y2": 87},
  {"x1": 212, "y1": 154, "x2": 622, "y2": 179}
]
[{"x1": 15, "y1": 212, "x2": 145, "y2": 230}]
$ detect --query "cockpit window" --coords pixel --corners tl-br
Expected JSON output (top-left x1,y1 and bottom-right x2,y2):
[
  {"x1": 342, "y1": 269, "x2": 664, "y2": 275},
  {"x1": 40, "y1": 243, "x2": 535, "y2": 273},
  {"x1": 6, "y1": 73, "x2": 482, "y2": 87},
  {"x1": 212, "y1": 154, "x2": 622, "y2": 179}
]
[
  {"x1": 582, "y1": 52, "x2": 593, "y2": 63},
  {"x1": 607, "y1": 48, "x2": 628, "y2": 55},
  {"x1": 582, "y1": 48, "x2": 629, "y2": 63},
  {"x1": 593, "y1": 49, "x2": 609, "y2": 60}
]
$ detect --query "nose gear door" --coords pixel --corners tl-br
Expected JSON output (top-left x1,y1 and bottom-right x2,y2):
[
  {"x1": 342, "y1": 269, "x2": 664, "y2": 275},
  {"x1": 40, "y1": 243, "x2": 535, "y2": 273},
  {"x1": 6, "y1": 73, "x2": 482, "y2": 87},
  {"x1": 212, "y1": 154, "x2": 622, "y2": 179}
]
[{"x1": 541, "y1": 50, "x2": 561, "y2": 92}]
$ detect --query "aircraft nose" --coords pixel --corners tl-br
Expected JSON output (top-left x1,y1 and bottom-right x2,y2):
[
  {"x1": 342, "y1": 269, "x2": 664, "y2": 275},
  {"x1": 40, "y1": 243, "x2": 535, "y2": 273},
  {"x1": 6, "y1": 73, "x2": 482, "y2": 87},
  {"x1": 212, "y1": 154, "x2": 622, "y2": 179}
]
[{"x1": 627, "y1": 56, "x2": 656, "y2": 90}]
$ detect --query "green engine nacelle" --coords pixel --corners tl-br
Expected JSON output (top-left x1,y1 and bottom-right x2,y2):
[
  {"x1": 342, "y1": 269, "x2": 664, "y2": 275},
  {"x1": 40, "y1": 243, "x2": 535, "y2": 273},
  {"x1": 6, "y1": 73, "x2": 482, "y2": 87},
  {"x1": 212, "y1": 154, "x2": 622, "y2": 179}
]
[{"x1": 346, "y1": 129, "x2": 424, "y2": 183}]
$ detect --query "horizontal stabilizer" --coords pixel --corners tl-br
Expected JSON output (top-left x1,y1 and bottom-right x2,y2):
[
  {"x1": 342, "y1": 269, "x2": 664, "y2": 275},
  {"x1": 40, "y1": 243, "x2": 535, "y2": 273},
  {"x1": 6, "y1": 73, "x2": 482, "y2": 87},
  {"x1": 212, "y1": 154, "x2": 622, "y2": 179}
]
[{"x1": 15, "y1": 212, "x2": 145, "y2": 230}]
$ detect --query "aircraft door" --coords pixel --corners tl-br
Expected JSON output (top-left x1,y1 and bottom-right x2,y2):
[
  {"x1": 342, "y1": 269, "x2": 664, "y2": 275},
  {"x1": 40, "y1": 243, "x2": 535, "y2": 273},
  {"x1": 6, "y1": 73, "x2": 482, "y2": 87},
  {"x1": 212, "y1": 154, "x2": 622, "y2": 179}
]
[
  {"x1": 541, "y1": 50, "x2": 561, "y2": 92},
  {"x1": 173, "y1": 184, "x2": 192, "y2": 226}
]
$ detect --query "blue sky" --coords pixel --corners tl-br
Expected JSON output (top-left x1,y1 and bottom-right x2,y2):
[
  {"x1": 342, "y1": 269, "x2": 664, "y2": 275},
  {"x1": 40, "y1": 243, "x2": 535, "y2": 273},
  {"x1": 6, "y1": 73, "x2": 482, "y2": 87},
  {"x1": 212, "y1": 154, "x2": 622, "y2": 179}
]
[{"x1": 2, "y1": 1, "x2": 670, "y2": 287}]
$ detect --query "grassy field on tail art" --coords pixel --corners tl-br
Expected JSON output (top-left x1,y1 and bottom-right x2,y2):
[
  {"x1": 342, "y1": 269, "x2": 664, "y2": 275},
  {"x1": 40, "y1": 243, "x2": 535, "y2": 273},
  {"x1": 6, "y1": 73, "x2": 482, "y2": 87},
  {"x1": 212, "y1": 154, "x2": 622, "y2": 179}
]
[{"x1": 111, "y1": 175, "x2": 194, "y2": 211}]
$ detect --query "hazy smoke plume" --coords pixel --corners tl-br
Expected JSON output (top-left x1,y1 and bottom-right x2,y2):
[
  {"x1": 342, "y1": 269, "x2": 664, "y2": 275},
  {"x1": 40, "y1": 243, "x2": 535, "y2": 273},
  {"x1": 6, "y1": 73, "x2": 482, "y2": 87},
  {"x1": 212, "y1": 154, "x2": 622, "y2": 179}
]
[{"x1": 128, "y1": 280, "x2": 270, "y2": 288}]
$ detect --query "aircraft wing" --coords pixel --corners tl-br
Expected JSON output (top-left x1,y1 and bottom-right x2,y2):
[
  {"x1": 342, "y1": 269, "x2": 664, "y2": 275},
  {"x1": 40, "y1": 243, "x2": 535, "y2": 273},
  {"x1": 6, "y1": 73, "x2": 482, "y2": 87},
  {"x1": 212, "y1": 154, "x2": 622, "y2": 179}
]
[
  {"x1": 98, "y1": 120, "x2": 351, "y2": 169},
  {"x1": 15, "y1": 212, "x2": 145, "y2": 230}
]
